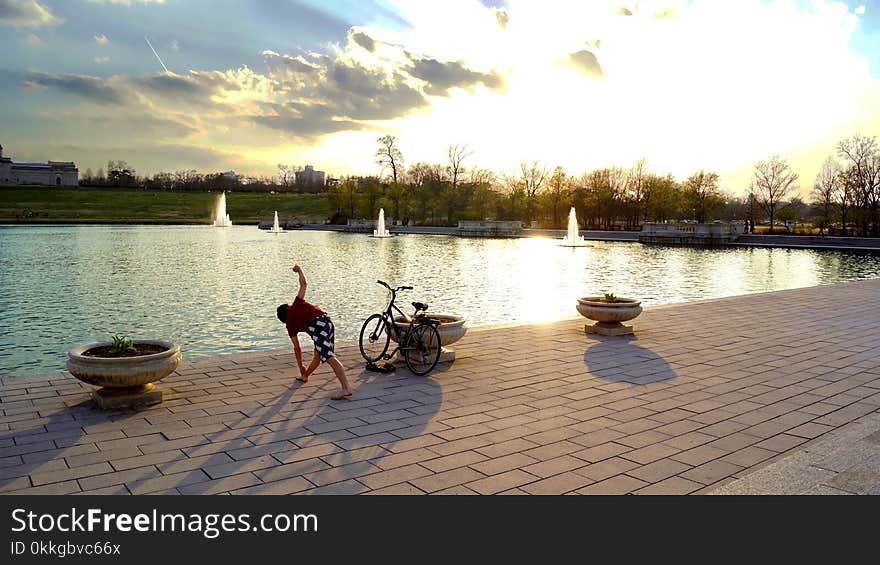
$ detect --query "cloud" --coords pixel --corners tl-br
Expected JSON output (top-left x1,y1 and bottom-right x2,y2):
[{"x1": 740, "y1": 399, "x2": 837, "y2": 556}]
[
  {"x1": 94, "y1": 34, "x2": 108, "y2": 45},
  {"x1": 406, "y1": 56, "x2": 503, "y2": 96},
  {"x1": 249, "y1": 102, "x2": 360, "y2": 138},
  {"x1": 136, "y1": 72, "x2": 216, "y2": 97},
  {"x1": 132, "y1": 69, "x2": 261, "y2": 108},
  {"x1": 350, "y1": 30, "x2": 376, "y2": 52},
  {"x1": 22, "y1": 32, "x2": 40, "y2": 46},
  {"x1": 87, "y1": 114, "x2": 198, "y2": 138},
  {"x1": 23, "y1": 71, "x2": 127, "y2": 104},
  {"x1": 0, "y1": 0, "x2": 59, "y2": 27},
  {"x1": 262, "y1": 50, "x2": 428, "y2": 122},
  {"x1": 169, "y1": 39, "x2": 179, "y2": 51},
  {"x1": 93, "y1": 56, "x2": 110, "y2": 63},
  {"x1": 565, "y1": 49, "x2": 604, "y2": 77}
]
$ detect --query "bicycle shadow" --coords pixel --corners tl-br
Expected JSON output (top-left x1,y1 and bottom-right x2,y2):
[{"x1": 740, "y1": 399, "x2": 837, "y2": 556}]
[{"x1": 582, "y1": 335, "x2": 678, "y2": 385}]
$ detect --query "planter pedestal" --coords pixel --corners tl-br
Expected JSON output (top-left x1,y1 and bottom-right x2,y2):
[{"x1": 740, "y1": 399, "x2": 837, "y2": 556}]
[
  {"x1": 585, "y1": 321, "x2": 635, "y2": 336},
  {"x1": 392, "y1": 347, "x2": 456, "y2": 368},
  {"x1": 577, "y1": 297, "x2": 642, "y2": 337},
  {"x1": 92, "y1": 384, "x2": 163, "y2": 410},
  {"x1": 438, "y1": 347, "x2": 456, "y2": 364},
  {"x1": 391, "y1": 314, "x2": 467, "y2": 369}
]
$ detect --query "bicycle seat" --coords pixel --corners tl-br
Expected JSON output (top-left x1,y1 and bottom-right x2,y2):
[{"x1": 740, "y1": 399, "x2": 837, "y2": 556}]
[{"x1": 412, "y1": 302, "x2": 428, "y2": 312}]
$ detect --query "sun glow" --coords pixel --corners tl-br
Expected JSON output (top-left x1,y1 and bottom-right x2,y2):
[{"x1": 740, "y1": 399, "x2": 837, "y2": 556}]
[{"x1": 302, "y1": 0, "x2": 877, "y2": 191}]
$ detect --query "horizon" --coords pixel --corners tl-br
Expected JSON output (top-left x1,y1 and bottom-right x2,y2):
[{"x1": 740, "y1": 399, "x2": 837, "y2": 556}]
[{"x1": 2, "y1": 0, "x2": 879, "y2": 198}]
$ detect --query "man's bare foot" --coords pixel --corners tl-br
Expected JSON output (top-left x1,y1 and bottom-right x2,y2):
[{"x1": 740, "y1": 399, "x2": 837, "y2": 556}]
[
  {"x1": 331, "y1": 390, "x2": 352, "y2": 400},
  {"x1": 296, "y1": 376, "x2": 308, "y2": 383}
]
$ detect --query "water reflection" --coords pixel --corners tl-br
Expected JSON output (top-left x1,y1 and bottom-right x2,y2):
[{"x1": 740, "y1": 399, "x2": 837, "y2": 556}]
[{"x1": 2, "y1": 225, "x2": 880, "y2": 377}]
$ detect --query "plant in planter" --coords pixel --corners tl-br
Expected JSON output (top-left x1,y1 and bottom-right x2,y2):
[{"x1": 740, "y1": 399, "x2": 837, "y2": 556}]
[
  {"x1": 66, "y1": 335, "x2": 182, "y2": 410},
  {"x1": 576, "y1": 293, "x2": 643, "y2": 336}
]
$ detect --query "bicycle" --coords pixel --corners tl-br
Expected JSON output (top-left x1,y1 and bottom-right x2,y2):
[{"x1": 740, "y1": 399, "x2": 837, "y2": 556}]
[{"x1": 358, "y1": 280, "x2": 442, "y2": 376}]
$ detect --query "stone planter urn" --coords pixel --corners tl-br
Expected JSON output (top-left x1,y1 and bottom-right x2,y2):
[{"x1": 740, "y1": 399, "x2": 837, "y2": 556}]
[
  {"x1": 576, "y1": 297, "x2": 642, "y2": 336},
  {"x1": 392, "y1": 314, "x2": 467, "y2": 364},
  {"x1": 66, "y1": 339, "x2": 182, "y2": 409}
]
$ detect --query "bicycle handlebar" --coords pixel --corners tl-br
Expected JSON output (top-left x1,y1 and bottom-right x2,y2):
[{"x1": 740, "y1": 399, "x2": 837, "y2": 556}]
[{"x1": 377, "y1": 280, "x2": 413, "y2": 292}]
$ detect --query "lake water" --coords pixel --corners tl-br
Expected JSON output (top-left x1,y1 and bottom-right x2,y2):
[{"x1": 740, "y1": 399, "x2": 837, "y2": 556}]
[{"x1": 2, "y1": 224, "x2": 880, "y2": 377}]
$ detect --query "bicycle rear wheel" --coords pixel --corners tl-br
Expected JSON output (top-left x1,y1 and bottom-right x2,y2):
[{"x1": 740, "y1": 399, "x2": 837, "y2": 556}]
[
  {"x1": 359, "y1": 313, "x2": 390, "y2": 362},
  {"x1": 403, "y1": 323, "x2": 441, "y2": 376}
]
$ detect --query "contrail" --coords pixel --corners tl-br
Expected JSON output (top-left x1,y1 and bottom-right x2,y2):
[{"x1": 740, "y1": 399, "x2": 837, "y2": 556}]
[{"x1": 144, "y1": 35, "x2": 169, "y2": 73}]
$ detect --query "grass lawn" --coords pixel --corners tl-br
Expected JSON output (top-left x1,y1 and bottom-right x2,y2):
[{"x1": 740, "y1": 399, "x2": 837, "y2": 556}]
[{"x1": 0, "y1": 186, "x2": 331, "y2": 224}]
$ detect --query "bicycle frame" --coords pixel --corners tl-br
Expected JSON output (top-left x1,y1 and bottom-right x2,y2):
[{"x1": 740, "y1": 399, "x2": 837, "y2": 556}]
[{"x1": 377, "y1": 285, "x2": 424, "y2": 360}]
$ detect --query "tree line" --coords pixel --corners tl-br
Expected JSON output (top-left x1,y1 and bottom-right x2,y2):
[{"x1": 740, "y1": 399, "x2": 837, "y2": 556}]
[
  {"x1": 80, "y1": 161, "x2": 327, "y2": 193},
  {"x1": 327, "y1": 133, "x2": 879, "y2": 234},
  {"x1": 79, "y1": 132, "x2": 880, "y2": 235}
]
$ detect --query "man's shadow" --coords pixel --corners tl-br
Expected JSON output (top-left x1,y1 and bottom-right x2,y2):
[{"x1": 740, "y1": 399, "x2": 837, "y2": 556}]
[
  {"x1": 172, "y1": 346, "x2": 444, "y2": 494},
  {"x1": 582, "y1": 335, "x2": 677, "y2": 385}
]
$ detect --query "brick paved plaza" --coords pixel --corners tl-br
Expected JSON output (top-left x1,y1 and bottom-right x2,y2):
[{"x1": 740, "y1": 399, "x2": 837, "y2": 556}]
[{"x1": 2, "y1": 279, "x2": 879, "y2": 495}]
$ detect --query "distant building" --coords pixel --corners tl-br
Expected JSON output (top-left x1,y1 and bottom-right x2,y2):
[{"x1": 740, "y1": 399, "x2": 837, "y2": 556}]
[
  {"x1": 0, "y1": 144, "x2": 78, "y2": 186},
  {"x1": 295, "y1": 165, "x2": 325, "y2": 190},
  {"x1": 221, "y1": 171, "x2": 239, "y2": 181}
]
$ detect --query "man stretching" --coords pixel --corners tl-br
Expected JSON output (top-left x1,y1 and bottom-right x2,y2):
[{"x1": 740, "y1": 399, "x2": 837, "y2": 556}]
[{"x1": 277, "y1": 264, "x2": 352, "y2": 400}]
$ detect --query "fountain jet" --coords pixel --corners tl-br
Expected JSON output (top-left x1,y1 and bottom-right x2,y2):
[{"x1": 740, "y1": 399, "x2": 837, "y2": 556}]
[
  {"x1": 213, "y1": 192, "x2": 232, "y2": 227},
  {"x1": 270, "y1": 211, "x2": 284, "y2": 233},
  {"x1": 560, "y1": 206, "x2": 587, "y2": 246},
  {"x1": 372, "y1": 208, "x2": 392, "y2": 238}
]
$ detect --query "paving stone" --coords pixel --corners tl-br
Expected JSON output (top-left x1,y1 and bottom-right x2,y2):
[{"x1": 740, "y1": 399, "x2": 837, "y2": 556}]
[
  {"x1": 177, "y1": 473, "x2": 263, "y2": 495},
  {"x1": 470, "y1": 453, "x2": 539, "y2": 476},
  {"x1": 572, "y1": 442, "x2": 632, "y2": 463},
  {"x1": 358, "y1": 464, "x2": 435, "y2": 490},
  {"x1": 519, "y1": 471, "x2": 595, "y2": 495},
  {"x1": 127, "y1": 470, "x2": 211, "y2": 495},
  {"x1": 466, "y1": 469, "x2": 537, "y2": 495},
  {"x1": 680, "y1": 460, "x2": 745, "y2": 485},
  {"x1": 230, "y1": 476, "x2": 314, "y2": 495},
  {"x1": 634, "y1": 476, "x2": 704, "y2": 495},
  {"x1": 363, "y1": 482, "x2": 426, "y2": 495},
  {"x1": 626, "y1": 458, "x2": 692, "y2": 483},
  {"x1": 421, "y1": 450, "x2": 488, "y2": 473},
  {"x1": 578, "y1": 475, "x2": 649, "y2": 495},
  {"x1": 304, "y1": 461, "x2": 382, "y2": 487},
  {"x1": 410, "y1": 467, "x2": 486, "y2": 493},
  {"x1": 576, "y1": 456, "x2": 640, "y2": 482}
]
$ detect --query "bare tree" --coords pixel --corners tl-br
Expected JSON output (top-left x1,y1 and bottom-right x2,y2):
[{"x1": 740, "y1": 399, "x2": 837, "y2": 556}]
[
  {"x1": 752, "y1": 156, "x2": 798, "y2": 233},
  {"x1": 811, "y1": 157, "x2": 839, "y2": 235},
  {"x1": 837, "y1": 134, "x2": 880, "y2": 236},
  {"x1": 375, "y1": 135, "x2": 404, "y2": 185},
  {"x1": 277, "y1": 164, "x2": 298, "y2": 191},
  {"x1": 518, "y1": 161, "x2": 548, "y2": 223},
  {"x1": 627, "y1": 158, "x2": 649, "y2": 228},
  {"x1": 835, "y1": 168, "x2": 856, "y2": 236},
  {"x1": 447, "y1": 144, "x2": 473, "y2": 188},
  {"x1": 469, "y1": 167, "x2": 496, "y2": 187}
]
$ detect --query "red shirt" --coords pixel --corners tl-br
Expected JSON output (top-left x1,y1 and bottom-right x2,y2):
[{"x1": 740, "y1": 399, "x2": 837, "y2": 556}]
[{"x1": 285, "y1": 296, "x2": 325, "y2": 336}]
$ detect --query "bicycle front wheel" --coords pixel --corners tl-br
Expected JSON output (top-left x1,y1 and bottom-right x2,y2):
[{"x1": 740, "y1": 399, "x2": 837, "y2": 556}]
[
  {"x1": 403, "y1": 323, "x2": 441, "y2": 376},
  {"x1": 359, "y1": 313, "x2": 391, "y2": 362}
]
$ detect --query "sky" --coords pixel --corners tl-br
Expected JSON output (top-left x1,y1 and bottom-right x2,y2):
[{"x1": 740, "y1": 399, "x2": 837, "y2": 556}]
[{"x1": 1, "y1": 0, "x2": 879, "y2": 196}]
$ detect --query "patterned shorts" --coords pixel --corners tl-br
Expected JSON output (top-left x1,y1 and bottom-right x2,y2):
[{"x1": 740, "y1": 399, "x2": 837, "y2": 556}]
[{"x1": 306, "y1": 314, "x2": 336, "y2": 362}]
